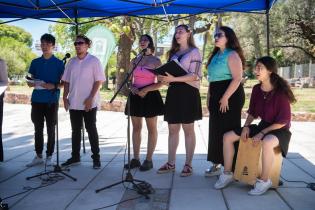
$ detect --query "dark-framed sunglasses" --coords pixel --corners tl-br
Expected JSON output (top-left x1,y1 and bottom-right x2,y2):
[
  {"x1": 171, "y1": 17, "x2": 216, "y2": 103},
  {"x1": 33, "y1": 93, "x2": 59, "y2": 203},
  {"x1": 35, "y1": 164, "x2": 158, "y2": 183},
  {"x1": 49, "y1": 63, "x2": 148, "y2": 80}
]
[
  {"x1": 214, "y1": 32, "x2": 225, "y2": 39},
  {"x1": 74, "y1": 41, "x2": 85, "y2": 46},
  {"x1": 139, "y1": 38, "x2": 150, "y2": 42}
]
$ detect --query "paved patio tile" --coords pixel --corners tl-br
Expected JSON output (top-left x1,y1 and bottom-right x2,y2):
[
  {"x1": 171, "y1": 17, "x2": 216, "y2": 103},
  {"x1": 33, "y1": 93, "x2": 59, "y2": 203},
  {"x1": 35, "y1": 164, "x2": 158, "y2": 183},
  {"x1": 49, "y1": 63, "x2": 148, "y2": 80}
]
[
  {"x1": 223, "y1": 183, "x2": 291, "y2": 210},
  {"x1": 1, "y1": 104, "x2": 315, "y2": 210}
]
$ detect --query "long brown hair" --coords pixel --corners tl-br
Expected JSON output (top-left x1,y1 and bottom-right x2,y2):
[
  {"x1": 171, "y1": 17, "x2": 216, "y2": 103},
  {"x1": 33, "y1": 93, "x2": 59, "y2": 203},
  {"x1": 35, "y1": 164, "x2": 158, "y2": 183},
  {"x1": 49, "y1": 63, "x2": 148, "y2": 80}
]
[
  {"x1": 140, "y1": 34, "x2": 155, "y2": 53},
  {"x1": 167, "y1": 24, "x2": 197, "y2": 60},
  {"x1": 257, "y1": 56, "x2": 296, "y2": 104},
  {"x1": 206, "y1": 26, "x2": 245, "y2": 69}
]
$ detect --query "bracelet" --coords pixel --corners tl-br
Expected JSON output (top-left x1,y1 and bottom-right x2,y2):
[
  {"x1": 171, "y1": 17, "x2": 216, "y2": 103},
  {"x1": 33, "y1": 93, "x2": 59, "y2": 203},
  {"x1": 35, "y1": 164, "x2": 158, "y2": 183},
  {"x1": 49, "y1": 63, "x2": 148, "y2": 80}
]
[
  {"x1": 54, "y1": 84, "x2": 58, "y2": 89},
  {"x1": 260, "y1": 131, "x2": 265, "y2": 135},
  {"x1": 243, "y1": 125, "x2": 249, "y2": 128}
]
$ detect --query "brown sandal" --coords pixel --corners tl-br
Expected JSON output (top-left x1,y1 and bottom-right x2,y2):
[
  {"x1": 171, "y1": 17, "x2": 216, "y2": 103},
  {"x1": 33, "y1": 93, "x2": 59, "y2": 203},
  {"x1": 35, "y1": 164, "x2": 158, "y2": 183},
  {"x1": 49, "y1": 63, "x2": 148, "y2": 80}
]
[
  {"x1": 180, "y1": 164, "x2": 193, "y2": 177},
  {"x1": 157, "y1": 162, "x2": 175, "y2": 174}
]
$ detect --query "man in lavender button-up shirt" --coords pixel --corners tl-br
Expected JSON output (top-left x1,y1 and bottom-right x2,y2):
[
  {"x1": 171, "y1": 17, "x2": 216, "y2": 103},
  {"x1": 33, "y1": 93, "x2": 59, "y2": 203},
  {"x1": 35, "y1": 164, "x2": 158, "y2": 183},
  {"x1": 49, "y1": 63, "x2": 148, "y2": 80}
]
[{"x1": 61, "y1": 35, "x2": 105, "y2": 169}]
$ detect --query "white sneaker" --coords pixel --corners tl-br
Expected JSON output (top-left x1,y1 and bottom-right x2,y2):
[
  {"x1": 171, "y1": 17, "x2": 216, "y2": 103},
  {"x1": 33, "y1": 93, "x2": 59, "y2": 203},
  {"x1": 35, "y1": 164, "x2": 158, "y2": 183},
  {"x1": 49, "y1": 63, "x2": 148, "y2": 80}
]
[
  {"x1": 248, "y1": 179, "x2": 272, "y2": 195},
  {"x1": 26, "y1": 156, "x2": 44, "y2": 167},
  {"x1": 214, "y1": 172, "x2": 234, "y2": 189},
  {"x1": 45, "y1": 156, "x2": 54, "y2": 166},
  {"x1": 205, "y1": 165, "x2": 222, "y2": 177}
]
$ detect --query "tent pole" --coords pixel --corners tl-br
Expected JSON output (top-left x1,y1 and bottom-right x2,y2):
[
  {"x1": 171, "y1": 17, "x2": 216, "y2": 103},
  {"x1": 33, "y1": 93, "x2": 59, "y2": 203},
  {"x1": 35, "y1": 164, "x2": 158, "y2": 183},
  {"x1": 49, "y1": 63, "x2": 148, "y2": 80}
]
[
  {"x1": 266, "y1": 11, "x2": 270, "y2": 56},
  {"x1": 74, "y1": 8, "x2": 79, "y2": 35},
  {"x1": 266, "y1": 0, "x2": 270, "y2": 56}
]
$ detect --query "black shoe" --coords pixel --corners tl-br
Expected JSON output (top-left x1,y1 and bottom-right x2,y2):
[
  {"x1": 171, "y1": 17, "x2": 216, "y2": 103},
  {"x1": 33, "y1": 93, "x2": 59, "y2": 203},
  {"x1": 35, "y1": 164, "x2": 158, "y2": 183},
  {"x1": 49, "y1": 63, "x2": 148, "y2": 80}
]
[
  {"x1": 61, "y1": 157, "x2": 80, "y2": 167},
  {"x1": 93, "y1": 160, "x2": 101, "y2": 169},
  {"x1": 124, "y1": 158, "x2": 141, "y2": 169},
  {"x1": 139, "y1": 160, "x2": 153, "y2": 171}
]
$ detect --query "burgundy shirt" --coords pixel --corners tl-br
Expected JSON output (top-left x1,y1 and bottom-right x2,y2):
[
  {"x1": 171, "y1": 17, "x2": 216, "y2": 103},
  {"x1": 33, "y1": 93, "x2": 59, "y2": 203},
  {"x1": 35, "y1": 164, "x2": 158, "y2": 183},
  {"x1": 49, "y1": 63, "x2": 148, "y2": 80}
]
[{"x1": 248, "y1": 84, "x2": 291, "y2": 129}]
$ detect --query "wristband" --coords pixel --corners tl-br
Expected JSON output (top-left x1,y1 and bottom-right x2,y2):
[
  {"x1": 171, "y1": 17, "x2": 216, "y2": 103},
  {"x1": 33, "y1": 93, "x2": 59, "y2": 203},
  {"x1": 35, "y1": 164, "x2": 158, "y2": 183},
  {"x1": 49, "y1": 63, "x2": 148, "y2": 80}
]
[
  {"x1": 54, "y1": 84, "x2": 58, "y2": 89},
  {"x1": 260, "y1": 131, "x2": 265, "y2": 135}
]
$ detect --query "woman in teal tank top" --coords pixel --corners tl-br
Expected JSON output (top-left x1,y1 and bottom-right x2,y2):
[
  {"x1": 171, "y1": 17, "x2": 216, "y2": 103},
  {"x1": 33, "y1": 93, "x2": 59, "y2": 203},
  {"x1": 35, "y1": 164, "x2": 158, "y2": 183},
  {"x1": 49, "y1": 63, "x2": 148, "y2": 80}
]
[{"x1": 205, "y1": 26, "x2": 245, "y2": 177}]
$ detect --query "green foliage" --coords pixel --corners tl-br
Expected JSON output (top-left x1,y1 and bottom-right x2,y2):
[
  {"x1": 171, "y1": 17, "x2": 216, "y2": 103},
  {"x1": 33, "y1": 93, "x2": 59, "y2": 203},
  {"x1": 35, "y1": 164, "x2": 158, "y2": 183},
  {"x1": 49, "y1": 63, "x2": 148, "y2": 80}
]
[
  {"x1": 107, "y1": 53, "x2": 117, "y2": 78},
  {"x1": 230, "y1": 0, "x2": 314, "y2": 65},
  {"x1": 0, "y1": 23, "x2": 36, "y2": 77},
  {"x1": 0, "y1": 37, "x2": 36, "y2": 78},
  {"x1": 0, "y1": 24, "x2": 33, "y2": 47}
]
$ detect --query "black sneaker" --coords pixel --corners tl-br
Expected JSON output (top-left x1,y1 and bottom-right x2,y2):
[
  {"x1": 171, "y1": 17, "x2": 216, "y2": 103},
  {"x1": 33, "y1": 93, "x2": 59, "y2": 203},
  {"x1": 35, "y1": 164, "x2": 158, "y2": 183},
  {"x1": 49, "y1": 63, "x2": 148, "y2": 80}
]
[
  {"x1": 124, "y1": 158, "x2": 141, "y2": 169},
  {"x1": 61, "y1": 157, "x2": 80, "y2": 167},
  {"x1": 93, "y1": 160, "x2": 101, "y2": 169},
  {"x1": 139, "y1": 160, "x2": 153, "y2": 171}
]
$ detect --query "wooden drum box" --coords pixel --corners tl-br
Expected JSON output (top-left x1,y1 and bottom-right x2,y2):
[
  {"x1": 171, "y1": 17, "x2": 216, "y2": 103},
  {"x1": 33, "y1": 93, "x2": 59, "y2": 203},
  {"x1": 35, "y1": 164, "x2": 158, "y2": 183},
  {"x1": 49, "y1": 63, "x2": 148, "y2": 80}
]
[{"x1": 234, "y1": 138, "x2": 283, "y2": 188}]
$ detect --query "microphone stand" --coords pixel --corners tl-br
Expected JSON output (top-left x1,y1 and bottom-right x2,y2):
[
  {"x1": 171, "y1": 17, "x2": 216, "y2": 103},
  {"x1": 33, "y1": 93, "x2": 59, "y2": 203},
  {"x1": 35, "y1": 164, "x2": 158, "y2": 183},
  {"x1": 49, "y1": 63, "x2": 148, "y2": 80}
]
[
  {"x1": 26, "y1": 57, "x2": 77, "y2": 181},
  {"x1": 95, "y1": 50, "x2": 152, "y2": 198}
]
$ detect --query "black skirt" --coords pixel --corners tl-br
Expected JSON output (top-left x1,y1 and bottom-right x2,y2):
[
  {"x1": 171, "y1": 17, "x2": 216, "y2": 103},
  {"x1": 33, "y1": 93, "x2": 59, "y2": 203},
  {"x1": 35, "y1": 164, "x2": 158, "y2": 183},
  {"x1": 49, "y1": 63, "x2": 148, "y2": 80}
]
[
  {"x1": 164, "y1": 82, "x2": 202, "y2": 124},
  {"x1": 207, "y1": 79, "x2": 245, "y2": 165},
  {"x1": 233, "y1": 120, "x2": 291, "y2": 157},
  {"x1": 125, "y1": 90, "x2": 164, "y2": 118}
]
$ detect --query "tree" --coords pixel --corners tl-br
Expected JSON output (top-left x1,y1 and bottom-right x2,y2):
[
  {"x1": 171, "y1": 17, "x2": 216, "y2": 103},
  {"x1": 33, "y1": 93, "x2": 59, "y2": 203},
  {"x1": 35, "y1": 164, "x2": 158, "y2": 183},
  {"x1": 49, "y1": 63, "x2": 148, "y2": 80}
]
[
  {"x1": 272, "y1": 0, "x2": 315, "y2": 60},
  {"x1": 51, "y1": 16, "x2": 171, "y2": 94},
  {"x1": 231, "y1": 0, "x2": 315, "y2": 66},
  {"x1": 0, "y1": 23, "x2": 36, "y2": 77},
  {"x1": 0, "y1": 37, "x2": 36, "y2": 77},
  {"x1": 0, "y1": 23, "x2": 33, "y2": 47},
  {"x1": 231, "y1": 13, "x2": 266, "y2": 64}
]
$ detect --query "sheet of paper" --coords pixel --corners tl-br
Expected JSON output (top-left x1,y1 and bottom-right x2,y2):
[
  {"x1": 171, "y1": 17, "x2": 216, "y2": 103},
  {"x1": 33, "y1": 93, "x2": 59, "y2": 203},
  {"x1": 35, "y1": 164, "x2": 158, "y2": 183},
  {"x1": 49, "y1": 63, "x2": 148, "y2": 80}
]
[{"x1": 0, "y1": 85, "x2": 7, "y2": 94}]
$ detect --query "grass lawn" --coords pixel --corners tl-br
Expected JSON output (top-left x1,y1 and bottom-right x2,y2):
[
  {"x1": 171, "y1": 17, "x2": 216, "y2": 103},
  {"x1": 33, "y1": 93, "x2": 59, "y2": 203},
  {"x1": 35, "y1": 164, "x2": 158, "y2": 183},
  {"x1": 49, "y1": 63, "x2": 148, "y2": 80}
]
[{"x1": 6, "y1": 80, "x2": 315, "y2": 113}]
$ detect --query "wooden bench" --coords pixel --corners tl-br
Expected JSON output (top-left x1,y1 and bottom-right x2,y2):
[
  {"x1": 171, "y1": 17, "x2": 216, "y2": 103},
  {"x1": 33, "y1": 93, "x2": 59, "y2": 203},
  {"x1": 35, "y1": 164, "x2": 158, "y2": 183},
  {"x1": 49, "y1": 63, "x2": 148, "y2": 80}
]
[{"x1": 234, "y1": 138, "x2": 283, "y2": 188}]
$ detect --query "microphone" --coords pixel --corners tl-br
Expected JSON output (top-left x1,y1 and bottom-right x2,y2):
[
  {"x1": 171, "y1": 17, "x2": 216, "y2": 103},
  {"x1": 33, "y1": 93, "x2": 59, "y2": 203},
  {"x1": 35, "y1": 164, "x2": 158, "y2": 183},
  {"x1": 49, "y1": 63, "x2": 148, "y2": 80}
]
[
  {"x1": 135, "y1": 49, "x2": 147, "y2": 59},
  {"x1": 62, "y1": 53, "x2": 71, "y2": 61}
]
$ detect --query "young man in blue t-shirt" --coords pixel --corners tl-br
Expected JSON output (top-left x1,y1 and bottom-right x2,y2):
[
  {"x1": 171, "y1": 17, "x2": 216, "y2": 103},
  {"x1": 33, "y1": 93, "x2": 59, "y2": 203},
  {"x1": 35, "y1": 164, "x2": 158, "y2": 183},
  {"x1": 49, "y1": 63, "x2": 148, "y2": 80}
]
[{"x1": 26, "y1": 34, "x2": 64, "y2": 167}]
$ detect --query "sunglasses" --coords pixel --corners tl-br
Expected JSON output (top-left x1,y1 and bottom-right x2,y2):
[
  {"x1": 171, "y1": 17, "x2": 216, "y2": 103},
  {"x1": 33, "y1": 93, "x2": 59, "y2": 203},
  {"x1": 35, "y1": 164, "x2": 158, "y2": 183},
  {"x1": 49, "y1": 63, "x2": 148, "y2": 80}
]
[
  {"x1": 214, "y1": 32, "x2": 225, "y2": 39},
  {"x1": 74, "y1": 41, "x2": 85, "y2": 46},
  {"x1": 140, "y1": 38, "x2": 149, "y2": 42}
]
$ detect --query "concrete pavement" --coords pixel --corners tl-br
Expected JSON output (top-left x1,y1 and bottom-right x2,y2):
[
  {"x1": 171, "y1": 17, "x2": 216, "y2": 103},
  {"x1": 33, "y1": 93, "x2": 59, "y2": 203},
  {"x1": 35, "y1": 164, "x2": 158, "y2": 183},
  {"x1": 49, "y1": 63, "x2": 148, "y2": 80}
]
[{"x1": 0, "y1": 104, "x2": 314, "y2": 210}]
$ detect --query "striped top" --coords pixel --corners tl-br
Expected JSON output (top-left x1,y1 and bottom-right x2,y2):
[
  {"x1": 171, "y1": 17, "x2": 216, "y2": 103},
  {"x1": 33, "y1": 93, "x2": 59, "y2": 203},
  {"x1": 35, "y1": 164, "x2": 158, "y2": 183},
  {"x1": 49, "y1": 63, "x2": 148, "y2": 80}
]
[{"x1": 169, "y1": 47, "x2": 202, "y2": 89}]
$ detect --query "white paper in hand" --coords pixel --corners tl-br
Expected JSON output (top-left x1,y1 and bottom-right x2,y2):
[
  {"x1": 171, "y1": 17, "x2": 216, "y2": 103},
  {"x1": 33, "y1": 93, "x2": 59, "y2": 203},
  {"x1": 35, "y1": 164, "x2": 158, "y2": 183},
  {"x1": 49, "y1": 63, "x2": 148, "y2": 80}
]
[{"x1": 26, "y1": 78, "x2": 46, "y2": 90}]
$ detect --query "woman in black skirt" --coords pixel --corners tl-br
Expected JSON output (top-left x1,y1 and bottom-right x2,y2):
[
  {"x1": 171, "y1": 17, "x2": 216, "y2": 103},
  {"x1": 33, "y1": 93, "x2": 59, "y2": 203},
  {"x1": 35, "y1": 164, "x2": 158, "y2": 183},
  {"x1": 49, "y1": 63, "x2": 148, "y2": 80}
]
[
  {"x1": 157, "y1": 24, "x2": 202, "y2": 177},
  {"x1": 206, "y1": 26, "x2": 245, "y2": 176},
  {"x1": 214, "y1": 56, "x2": 296, "y2": 195},
  {"x1": 124, "y1": 34, "x2": 164, "y2": 171}
]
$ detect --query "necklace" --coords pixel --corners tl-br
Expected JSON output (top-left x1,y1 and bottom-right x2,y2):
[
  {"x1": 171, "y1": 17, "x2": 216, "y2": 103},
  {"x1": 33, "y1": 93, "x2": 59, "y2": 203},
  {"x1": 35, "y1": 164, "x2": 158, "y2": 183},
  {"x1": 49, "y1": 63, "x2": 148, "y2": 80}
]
[
  {"x1": 262, "y1": 92, "x2": 268, "y2": 99},
  {"x1": 262, "y1": 91, "x2": 273, "y2": 100}
]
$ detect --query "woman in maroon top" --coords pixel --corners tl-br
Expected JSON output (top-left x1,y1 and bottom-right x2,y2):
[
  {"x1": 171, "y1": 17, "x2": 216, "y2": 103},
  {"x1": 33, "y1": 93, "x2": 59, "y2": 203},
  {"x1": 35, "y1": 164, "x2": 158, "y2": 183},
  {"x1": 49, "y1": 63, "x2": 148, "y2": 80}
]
[{"x1": 214, "y1": 56, "x2": 296, "y2": 195}]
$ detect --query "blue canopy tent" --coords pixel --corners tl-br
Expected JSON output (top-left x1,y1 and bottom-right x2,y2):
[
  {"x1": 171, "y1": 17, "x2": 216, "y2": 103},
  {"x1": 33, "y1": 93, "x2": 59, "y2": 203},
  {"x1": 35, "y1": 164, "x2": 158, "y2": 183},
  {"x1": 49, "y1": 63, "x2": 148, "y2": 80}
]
[{"x1": 0, "y1": 0, "x2": 278, "y2": 53}]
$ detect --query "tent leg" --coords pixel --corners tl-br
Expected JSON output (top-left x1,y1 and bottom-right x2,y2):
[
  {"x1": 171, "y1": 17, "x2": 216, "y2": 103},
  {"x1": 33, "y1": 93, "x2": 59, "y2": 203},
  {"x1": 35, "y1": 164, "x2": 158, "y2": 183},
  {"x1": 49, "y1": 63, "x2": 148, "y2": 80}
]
[
  {"x1": 266, "y1": 4, "x2": 270, "y2": 55},
  {"x1": 74, "y1": 8, "x2": 79, "y2": 35}
]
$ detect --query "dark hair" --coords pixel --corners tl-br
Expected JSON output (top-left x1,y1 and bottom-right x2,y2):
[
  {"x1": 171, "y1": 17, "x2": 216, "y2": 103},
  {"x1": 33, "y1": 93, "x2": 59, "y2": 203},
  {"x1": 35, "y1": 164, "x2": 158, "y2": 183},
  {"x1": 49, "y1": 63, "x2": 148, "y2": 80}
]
[
  {"x1": 40, "y1": 33, "x2": 56, "y2": 46},
  {"x1": 256, "y1": 56, "x2": 296, "y2": 104},
  {"x1": 206, "y1": 26, "x2": 245, "y2": 69},
  {"x1": 140, "y1": 34, "x2": 155, "y2": 52},
  {"x1": 76, "y1": 34, "x2": 92, "y2": 47},
  {"x1": 168, "y1": 24, "x2": 197, "y2": 60}
]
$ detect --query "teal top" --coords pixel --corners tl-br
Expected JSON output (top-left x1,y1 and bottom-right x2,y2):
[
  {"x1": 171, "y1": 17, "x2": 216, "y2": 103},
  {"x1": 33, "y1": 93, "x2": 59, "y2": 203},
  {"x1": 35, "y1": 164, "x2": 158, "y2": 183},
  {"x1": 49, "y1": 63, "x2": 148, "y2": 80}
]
[{"x1": 207, "y1": 48, "x2": 233, "y2": 82}]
